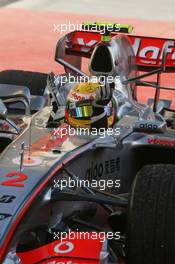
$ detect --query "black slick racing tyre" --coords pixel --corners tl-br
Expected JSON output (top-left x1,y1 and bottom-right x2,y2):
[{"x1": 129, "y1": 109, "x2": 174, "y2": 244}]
[
  {"x1": 0, "y1": 69, "x2": 47, "y2": 95},
  {"x1": 126, "y1": 164, "x2": 175, "y2": 264}
]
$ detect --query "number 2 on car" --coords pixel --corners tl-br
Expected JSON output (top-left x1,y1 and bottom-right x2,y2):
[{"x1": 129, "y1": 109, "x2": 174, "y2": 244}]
[{"x1": 0, "y1": 172, "x2": 28, "y2": 187}]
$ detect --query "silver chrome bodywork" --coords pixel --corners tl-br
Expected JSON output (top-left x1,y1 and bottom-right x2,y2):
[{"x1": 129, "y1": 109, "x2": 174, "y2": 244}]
[{"x1": 0, "y1": 31, "x2": 175, "y2": 263}]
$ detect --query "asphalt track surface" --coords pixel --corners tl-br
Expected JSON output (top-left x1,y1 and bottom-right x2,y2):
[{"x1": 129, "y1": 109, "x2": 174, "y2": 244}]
[
  {"x1": 5, "y1": 0, "x2": 175, "y2": 22},
  {"x1": 0, "y1": 0, "x2": 174, "y2": 106}
]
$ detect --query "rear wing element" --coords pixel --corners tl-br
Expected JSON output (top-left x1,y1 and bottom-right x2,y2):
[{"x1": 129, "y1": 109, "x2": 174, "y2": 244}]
[
  {"x1": 129, "y1": 35, "x2": 175, "y2": 71},
  {"x1": 56, "y1": 30, "x2": 175, "y2": 72}
]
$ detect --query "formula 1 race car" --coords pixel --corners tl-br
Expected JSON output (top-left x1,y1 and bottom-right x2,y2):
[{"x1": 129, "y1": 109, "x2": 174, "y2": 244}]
[{"x1": 0, "y1": 22, "x2": 175, "y2": 264}]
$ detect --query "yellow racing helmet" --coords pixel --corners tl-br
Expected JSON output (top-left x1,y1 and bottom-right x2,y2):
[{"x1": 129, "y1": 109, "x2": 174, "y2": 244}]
[{"x1": 65, "y1": 82, "x2": 115, "y2": 129}]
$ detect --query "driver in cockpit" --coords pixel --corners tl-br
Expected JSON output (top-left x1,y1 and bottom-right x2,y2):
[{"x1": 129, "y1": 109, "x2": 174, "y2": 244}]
[
  {"x1": 65, "y1": 81, "x2": 115, "y2": 130},
  {"x1": 46, "y1": 73, "x2": 116, "y2": 130}
]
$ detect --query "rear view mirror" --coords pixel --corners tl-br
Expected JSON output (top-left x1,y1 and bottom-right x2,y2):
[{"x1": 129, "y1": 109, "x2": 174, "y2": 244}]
[{"x1": 0, "y1": 99, "x2": 7, "y2": 119}]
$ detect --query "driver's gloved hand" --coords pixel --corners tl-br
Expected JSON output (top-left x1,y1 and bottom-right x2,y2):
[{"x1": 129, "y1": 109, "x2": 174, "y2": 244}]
[
  {"x1": 46, "y1": 72, "x2": 60, "y2": 114},
  {"x1": 95, "y1": 81, "x2": 114, "y2": 106},
  {"x1": 47, "y1": 72, "x2": 58, "y2": 94},
  {"x1": 91, "y1": 81, "x2": 114, "y2": 129}
]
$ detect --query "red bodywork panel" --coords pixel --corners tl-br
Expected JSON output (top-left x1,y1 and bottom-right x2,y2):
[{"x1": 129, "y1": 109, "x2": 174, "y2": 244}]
[{"x1": 17, "y1": 234, "x2": 105, "y2": 264}]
